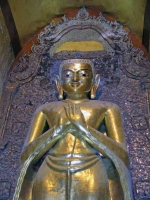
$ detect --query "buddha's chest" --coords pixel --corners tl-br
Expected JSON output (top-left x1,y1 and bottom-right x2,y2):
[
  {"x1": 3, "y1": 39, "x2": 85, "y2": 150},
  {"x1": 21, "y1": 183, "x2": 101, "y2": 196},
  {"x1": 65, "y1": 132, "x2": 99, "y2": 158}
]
[{"x1": 49, "y1": 133, "x2": 97, "y2": 156}]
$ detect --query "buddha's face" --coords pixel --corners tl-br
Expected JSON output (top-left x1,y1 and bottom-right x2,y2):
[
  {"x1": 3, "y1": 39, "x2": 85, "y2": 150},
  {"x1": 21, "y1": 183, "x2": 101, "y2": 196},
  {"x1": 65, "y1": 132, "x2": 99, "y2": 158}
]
[{"x1": 61, "y1": 63, "x2": 93, "y2": 96}]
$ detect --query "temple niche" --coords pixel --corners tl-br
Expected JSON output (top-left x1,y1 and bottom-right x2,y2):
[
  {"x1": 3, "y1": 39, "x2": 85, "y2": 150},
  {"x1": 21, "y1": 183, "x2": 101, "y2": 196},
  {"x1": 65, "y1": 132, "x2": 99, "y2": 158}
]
[{"x1": 0, "y1": 8, "x2": 150, "y2": 200}]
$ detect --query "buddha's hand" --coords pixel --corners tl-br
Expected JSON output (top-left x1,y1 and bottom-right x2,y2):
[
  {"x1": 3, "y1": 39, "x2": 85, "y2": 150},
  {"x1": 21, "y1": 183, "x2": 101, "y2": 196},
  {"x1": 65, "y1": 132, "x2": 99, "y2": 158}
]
[
  {"x1": 55, "y1": 109, "x2": 71, "y2": 136},
  {"x1": 64, "y1": 104, "x2": 88, "y2": 132}
]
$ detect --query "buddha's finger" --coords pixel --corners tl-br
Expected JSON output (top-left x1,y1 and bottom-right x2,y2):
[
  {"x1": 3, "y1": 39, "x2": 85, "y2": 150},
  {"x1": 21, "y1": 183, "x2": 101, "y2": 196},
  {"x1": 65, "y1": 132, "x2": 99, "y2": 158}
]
[
  {"x1": 76, "y1": 106, "x2": 81, "y2": 115},
  {"x1": 68, "y1": 103, "x2": 72, "y2": 116},
  {"x1": 73, "y1": 104, "x2": 75, "y2": 115},
  {"x1": 71, "y1": 103, "x2": 74, "y2": 116},
  {"x1": 67, "y1": 105, "x2": 71, "y2": 117},
  {"x1": 74, "y1": 104, "x2": 77, "y2": 113},
  {"x1": 64, "y1": 106, "x2": 70, "y2": 119}
]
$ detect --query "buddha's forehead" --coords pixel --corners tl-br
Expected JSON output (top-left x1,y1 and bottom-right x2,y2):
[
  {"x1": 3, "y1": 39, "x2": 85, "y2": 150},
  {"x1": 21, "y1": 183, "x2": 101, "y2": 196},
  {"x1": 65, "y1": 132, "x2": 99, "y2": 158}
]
[{"x1": 61, "y1": 63, "x2": 93, "y2": 72}]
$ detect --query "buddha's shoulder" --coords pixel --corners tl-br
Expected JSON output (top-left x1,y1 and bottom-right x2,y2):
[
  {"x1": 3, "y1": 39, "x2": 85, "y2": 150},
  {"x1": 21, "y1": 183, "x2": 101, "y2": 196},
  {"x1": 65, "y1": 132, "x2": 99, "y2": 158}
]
[{"x1": 88, "y1": 100, "x2": 120, "y2": 110}]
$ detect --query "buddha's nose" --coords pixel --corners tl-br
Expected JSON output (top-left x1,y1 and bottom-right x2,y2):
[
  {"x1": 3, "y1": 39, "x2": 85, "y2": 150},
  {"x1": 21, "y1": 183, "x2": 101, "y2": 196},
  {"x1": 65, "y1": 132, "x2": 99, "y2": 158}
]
[{"x1": 73, "y1": 72, "x2": 79, "y2": 81}]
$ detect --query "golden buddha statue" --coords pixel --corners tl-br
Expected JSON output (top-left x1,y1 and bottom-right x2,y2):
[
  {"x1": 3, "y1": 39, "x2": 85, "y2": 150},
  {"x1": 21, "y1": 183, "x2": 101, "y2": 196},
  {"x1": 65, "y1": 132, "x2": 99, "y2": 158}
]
[{"x1": 13, "y1": 59, "x2": 133, "y2": 200}]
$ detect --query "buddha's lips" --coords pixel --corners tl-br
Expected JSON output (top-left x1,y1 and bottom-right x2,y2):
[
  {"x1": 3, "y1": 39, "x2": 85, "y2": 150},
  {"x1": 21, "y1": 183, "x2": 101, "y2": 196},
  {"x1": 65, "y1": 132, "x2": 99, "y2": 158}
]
[{"x1": 71, "y1": 82, "x2": 80, "y2": 87}]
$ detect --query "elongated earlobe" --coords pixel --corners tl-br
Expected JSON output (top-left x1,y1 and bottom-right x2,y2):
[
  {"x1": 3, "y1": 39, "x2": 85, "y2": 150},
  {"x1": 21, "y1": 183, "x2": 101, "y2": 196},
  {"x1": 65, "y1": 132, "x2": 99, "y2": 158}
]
[
  {"x1": 90, "y1": 74, "x2": 100, "y2": 99},
  {"x1": 55, "y1": 75, "x2": 63, "y2": 100},
  {"x1": 91, "y1": 87, "x2": 96, "y2": 99},
  {"x1": 58, "y1": 88, "x2": 63, "y2": 100}
]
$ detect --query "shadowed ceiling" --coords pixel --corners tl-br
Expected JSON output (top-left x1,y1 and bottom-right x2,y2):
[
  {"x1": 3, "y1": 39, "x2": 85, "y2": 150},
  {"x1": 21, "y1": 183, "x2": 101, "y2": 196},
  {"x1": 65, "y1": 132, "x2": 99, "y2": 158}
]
[{"x1": 8, "y1": 0, "x2": 147, "y2": 47}]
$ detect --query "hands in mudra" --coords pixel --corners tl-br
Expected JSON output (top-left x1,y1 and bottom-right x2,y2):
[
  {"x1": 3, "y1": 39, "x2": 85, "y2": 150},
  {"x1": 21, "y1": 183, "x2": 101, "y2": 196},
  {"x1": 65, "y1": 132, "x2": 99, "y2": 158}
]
[{"x1": 55, "y1": 103, "x2": 87, "y2": 137}]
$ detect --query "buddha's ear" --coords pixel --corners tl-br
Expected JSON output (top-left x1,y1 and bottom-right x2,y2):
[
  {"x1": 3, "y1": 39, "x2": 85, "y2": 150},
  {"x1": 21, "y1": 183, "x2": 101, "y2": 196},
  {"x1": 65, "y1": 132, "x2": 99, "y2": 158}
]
[
  {"x1": 91, "y1": 74, "x2": 100, "y2": 99},
  {"x1": 55, "y1": 75, "x2": 63, "y2": 100}
]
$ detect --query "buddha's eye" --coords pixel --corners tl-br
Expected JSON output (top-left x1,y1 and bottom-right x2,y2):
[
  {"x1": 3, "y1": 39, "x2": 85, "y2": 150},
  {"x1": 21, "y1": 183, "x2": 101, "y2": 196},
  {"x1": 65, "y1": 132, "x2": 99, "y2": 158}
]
[
  {"x1": 63, "y1": 71, "x2": 73, "y2": 78},
  {"x1": 65, "y1": 74, "x2": 70, "y2": 77},
  {"x1": 81, "y1": 73, "x2": 89, "y2": 77},
  {"x1": 79, "y1": 70, "x2": 90, "y2": 77}
]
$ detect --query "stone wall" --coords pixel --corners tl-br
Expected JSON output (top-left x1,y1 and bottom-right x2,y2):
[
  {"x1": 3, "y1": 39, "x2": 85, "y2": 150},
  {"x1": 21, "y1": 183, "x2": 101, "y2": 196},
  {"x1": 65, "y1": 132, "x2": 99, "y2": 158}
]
[{"x1": 0, "y1": 7, "x2": 14, "y2": 99}]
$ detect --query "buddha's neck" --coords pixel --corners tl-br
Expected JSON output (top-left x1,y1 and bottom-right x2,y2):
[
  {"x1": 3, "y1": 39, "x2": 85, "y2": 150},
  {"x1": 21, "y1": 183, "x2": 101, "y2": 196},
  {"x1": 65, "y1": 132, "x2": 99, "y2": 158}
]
[{"x1": 64, "y1": 93, "x2": 89, "y2": 103}]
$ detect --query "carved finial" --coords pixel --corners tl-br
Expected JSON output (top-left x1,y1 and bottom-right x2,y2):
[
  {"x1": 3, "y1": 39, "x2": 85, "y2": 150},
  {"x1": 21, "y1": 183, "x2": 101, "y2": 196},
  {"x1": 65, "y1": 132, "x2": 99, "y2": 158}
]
[
  {"x1": 74, "y1": 52, "x2": 82, "y2": 59},
  {"x1": 76, "y1": 7, "x2": 89, "y2": 20},
  {"x1": 62, "y1": 15, "x2": 67, "y2": 22}
]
